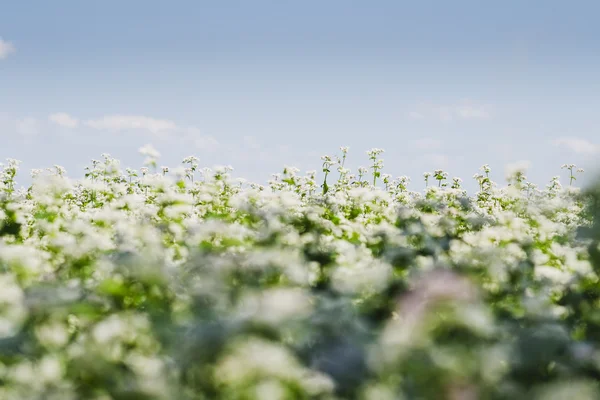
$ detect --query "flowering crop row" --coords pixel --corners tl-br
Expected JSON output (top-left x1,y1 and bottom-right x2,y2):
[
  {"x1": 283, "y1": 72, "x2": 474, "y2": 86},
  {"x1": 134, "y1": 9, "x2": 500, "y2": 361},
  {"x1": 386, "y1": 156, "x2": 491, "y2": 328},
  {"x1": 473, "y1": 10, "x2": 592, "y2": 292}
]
[{"x1": 0, "y1": 146, "x2": 600, "y2": 399}]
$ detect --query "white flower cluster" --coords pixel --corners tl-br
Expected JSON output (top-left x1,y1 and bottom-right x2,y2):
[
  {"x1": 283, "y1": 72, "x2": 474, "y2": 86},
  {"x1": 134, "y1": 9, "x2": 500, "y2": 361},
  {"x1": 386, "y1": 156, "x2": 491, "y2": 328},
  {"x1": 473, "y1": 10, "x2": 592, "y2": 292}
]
[{"x1": 0, "y1": 148, "x2": 596, "y2": 398}]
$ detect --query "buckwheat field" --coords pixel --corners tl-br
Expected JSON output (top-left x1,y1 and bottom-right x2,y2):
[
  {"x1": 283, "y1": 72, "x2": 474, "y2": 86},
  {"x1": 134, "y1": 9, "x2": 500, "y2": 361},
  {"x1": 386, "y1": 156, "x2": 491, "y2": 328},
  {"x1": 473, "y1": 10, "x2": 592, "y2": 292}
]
[{"x1": 2, "y1": 146, "x2": 600, "y2": 399}]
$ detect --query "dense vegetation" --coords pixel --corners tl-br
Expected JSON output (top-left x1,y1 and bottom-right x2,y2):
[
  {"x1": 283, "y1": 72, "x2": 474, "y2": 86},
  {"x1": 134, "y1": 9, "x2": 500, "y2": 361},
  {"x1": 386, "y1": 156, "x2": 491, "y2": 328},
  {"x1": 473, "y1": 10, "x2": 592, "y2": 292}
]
[{"x1": 1, "y1": 147, "x2": 600, "y2": 399}]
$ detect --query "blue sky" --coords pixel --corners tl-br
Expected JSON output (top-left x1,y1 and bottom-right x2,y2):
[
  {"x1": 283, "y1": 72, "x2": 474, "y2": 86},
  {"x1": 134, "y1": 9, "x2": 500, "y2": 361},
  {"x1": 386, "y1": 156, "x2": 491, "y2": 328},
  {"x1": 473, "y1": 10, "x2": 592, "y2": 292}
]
[{"x1": 1, "y1": 0, "x2": 600, "y2": 191}]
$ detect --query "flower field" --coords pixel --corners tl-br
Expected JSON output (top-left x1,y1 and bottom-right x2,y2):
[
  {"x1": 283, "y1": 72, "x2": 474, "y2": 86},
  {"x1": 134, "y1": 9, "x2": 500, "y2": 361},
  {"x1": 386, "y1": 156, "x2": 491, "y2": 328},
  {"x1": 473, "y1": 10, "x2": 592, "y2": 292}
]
[{"x1": 2, "y1": 146, "x2": 600, "y2": 399}]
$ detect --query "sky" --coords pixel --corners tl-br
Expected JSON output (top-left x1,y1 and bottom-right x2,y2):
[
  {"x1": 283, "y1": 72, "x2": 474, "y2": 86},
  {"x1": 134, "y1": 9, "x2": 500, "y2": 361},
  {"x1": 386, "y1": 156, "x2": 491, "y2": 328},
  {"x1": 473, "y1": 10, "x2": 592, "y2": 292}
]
[{"x1": 1, "y1": 0, "x2": 600, "y2": 191}]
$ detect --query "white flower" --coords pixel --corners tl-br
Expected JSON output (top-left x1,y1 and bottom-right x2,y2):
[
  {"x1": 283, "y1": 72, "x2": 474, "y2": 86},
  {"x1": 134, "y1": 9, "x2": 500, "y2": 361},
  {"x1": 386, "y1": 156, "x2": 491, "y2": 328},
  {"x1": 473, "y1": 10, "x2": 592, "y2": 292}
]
[
  {"x1": 138, "y1": 144, "x2": 161, "y2": 159},
  {"x1": 237, "y1": 288, "x2": 313, "y2": 325},
  {"x1": 35, "y1": 321, "x2": 70, "y2": 348},
  {"x1": 534, "y1": 265, "x2": 572, "y2": 285},
  {"x1": 38, "y1": 356, "x2": 63, "y2": 384}
]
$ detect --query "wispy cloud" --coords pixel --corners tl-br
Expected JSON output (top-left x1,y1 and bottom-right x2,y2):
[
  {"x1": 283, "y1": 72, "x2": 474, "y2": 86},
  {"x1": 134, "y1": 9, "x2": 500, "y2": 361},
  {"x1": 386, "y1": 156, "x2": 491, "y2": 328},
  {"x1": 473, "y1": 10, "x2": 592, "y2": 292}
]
[
  {"x1": 551, "y1": 137, "x2": 600, "y2": 155},
  {"x1": 0, "y1": 37, "x2": 15, "y2": 59},
  {"x1": 409, "y1": 101, "x2": 491, "y2": 122},
  {"x1": 49, "y1": 113, "x2": 79, "y2": 128},
  {"x1": 51, "y1": 112, "x2": 219, "y2": 150},
  {"x1": 412, "y1": 137, "x2": 443, "y2": 150},
  {"x1": 84, "y1": 115, "x2": 178, "y2": 136}
]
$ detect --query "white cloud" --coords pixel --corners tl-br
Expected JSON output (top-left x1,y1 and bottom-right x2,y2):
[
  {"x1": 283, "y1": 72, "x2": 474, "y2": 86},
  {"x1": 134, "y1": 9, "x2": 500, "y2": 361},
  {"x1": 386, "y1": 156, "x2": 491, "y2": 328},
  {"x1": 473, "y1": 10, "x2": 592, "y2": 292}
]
[
  {"x1": 49, "y1": 113, "x2": 79, "y2": 128},
  {"x1": 15, "y1": 117, "x2": 38, "y2": 137},
  {"x1": 84, "y1": 115, "x2": 178, "y2": 136},
  {"x1": 0, "y1": 38, "x2": 15, "y2": 59},
  {"x1": 64, "y1": 112, "x2": 214, "y2": 147},
  {"x1": 412, "y1": 137, "x2": 443, "y2": 150},
  {"x1": 551, "y1": 137, "x2": 600, "y2": 155}
]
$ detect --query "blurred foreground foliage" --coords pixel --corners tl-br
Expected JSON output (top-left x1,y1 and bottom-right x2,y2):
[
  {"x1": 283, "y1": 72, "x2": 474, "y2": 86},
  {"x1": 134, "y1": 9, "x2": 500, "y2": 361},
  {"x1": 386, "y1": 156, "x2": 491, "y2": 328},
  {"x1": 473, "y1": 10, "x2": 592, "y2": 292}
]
[{"x1": 1, "y1": 153, "x2": 600, "y2": 399}]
